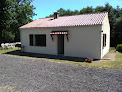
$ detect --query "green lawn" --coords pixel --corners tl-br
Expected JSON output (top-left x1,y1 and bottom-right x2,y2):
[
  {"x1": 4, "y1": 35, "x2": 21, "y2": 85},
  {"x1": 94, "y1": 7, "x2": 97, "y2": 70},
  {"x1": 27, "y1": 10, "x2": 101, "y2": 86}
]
[
  {"x1": 0, "y1": 47, "x2": 19, "y2": 54},
  {"x1": 109, "y1": 47, "x2": 116, "y2": 52},
  {"x1": 0, "y1": 47, "x2": 122, "y2": 70},
  {"x1": 47, "y1": 52, "x2": 122, "y2": 70}
]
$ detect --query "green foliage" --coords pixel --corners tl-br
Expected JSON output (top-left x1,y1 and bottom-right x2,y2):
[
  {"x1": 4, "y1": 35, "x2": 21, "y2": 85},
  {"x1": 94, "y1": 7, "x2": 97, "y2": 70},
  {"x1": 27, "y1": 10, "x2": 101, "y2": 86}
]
[
  {"x1": 80, "y1": 6, "x2": 93, "y2": 14},
  {"x1": 0, "y1": 0, "x2": 36, "y2": 43},
  {"x1": 116, "y1": 44, "x2": 122, "y2": 53},
  {"x1": 95, "y1": 6, "x2": 105, "y2": 12},
  {"x1": 0, "y1": 47, "x2": 19, "y2": 54},
  {"x1": 2, "y1": 31, "x2": 15, "y2": 43},
  {"x1": 113, "y1": 17, "x2": 122, "y2": 45}
]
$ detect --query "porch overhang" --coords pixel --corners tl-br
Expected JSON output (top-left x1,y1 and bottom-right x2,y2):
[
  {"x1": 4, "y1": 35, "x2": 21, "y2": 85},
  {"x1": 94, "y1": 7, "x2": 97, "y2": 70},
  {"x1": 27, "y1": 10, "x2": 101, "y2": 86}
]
[
  {"x1": 50, "y1": 31, "x2": 68, "y2": 35},
  {"x1": 50, "y1": 30, "x2": 69, "y2": 41}
]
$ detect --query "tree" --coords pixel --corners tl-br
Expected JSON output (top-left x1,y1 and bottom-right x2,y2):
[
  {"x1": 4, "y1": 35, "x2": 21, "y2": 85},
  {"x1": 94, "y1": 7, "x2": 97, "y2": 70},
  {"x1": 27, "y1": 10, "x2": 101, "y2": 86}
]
[
  {"x1": 73, "y1": 10, "x2": 80, "y2": 15},
  {"x1": 57, "y1": 8, "x2": 66, "y2": 16},
  {"x1": 0, "y1": 0, "x2": 36, "y2": 43},
  {"x1": 112, "y1": 17, "x2": 122, "y2": 46},
  {"x1": 95, "y1": 6, "x2": 105, "y2": 12},
  {"x1": 80, "y1": 6, "x2": 94, "y2": 14},
  {"x1": 0, "y1": 0, "x2": 15, "y2": 43},
  {"x1": 48, "y1": 8, "x2": 80, "y2": 17},
  {"x1": 12, "y1": 0, "x2": 36, "y2": 41},
  {"x1": 95, "y1": 3, "x2": 122, "y2": 46}
]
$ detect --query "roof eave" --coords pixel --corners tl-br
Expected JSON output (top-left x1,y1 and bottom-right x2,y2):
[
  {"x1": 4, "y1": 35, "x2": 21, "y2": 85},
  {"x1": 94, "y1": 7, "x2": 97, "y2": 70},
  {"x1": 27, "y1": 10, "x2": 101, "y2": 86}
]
[{"x1": 19, "y1": 24, "x2": 102, "y2": 29}]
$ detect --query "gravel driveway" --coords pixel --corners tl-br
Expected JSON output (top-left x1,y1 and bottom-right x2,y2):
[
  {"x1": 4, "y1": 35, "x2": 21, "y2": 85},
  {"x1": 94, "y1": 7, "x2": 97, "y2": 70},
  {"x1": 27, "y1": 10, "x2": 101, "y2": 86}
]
[{"x1": 0, "y1": 54, "x2": 122, "y2": 92}]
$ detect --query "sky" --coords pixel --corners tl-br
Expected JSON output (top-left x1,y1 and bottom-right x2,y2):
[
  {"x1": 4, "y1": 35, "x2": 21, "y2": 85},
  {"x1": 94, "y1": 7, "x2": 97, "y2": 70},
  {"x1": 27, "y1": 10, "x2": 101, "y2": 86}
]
[{"x1": 31, "y1": 0, "x2": 122, "y2": 20}]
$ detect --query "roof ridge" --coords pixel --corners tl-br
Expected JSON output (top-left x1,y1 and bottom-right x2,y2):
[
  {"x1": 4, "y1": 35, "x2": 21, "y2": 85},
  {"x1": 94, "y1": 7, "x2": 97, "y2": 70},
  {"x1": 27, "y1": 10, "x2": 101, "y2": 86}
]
[{"x1": 42, "y1": 12, "x2": 108, "y2": 19}]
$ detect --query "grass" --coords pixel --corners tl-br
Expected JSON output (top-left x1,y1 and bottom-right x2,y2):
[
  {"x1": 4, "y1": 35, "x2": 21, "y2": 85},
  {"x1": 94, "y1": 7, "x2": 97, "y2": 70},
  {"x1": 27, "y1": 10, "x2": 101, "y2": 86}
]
[
  {"x1": 48, "y1": 52, "x2": 122, "y2": 70},
  {"x1": 0, "y1": 47, "x2": 20, "y2": 54},
  {"x1": 0, "y1": 47, "x2": 122, "y2": 70},
  {"x1": 109, "y1": 47, "x2": 116, "y2": 52}
]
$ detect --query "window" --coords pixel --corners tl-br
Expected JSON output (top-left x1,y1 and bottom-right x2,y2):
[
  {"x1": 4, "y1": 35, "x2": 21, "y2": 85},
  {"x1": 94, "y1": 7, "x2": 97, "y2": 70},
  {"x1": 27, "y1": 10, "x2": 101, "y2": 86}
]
[
  {"x1": 35, "y1": 35, "x2": 46, "y2": 46},
  {"x1": 103, "y1": 34, "x2": 107, "y2": 47},
  {"x1": 29, "y1": 34, "x2": 33, "y2": 46},
  {"x1": 29, "y1": 34, "x2": 46, "y2": 47}
]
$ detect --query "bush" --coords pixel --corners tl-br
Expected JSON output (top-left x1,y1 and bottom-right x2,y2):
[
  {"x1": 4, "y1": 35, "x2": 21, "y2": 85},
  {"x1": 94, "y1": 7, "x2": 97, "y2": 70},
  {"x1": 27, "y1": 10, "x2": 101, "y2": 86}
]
[
  {"x1": 116, "y1": 44, "x2": 122, "y2": 53},
  {"x1": 85, "y1": 58, "x2": 93, "y2": 63}
]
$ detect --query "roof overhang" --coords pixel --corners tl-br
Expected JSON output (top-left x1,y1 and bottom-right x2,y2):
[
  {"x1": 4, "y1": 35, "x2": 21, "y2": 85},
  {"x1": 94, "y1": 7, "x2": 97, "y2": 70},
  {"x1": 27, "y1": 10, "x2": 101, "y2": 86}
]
[{"x1": 19, "y1": 24, "x2": 102, "y2": 30}]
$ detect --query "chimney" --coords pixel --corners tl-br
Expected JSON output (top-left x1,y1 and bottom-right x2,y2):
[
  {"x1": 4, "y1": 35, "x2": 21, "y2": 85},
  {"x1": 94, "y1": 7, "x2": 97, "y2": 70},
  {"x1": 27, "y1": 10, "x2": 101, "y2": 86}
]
[{"x1": 54, "y1": 12, "x2": 59, "y2": 19}]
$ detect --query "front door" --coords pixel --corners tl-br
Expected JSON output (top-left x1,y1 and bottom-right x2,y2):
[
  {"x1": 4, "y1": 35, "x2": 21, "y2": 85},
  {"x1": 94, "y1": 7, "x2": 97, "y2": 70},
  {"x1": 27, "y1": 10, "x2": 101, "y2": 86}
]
[{"x1": 58, "y1": 35, "x2": 64, "y2": 55}]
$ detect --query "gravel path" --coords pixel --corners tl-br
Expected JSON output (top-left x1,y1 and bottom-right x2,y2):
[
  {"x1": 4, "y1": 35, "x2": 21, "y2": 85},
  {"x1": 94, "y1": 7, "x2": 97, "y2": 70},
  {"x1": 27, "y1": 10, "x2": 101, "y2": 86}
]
[{"x1": 0, "y1": 54, "x2": 122, "y2": 92}]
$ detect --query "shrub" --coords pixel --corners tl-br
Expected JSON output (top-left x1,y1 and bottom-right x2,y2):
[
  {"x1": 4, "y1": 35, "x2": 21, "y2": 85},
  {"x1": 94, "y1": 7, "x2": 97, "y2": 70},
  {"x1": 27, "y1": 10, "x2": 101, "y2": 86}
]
[
  {"x1": 116, "y1": 44, "x2": 122, "y2": 53},
  {"x1": 85, "y1": 58, "x2": 93, "y2": 63}
]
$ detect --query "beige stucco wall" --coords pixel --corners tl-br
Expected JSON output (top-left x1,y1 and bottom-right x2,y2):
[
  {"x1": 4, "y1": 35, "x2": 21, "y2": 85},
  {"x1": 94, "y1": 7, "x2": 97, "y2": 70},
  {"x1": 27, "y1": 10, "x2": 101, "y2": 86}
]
[
  {"x1": 20, "y1": 25, "x2": 102, "y2": 59},
  {"x1": 101, "y1": 14, "x2": 110, "y2": 58}
]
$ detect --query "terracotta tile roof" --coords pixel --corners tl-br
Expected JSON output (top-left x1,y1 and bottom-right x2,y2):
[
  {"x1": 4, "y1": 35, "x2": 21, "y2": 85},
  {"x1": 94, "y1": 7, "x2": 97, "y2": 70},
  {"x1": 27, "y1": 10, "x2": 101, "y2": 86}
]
[{"x1": 20, "y1": 12, "x2": 108, "y2": 28}]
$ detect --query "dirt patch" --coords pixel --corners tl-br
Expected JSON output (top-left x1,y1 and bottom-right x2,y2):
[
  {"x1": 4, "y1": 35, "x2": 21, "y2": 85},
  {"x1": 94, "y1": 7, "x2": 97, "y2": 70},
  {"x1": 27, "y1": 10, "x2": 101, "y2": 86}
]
[{"x1": 102, "y1": 52, "x2": 116, "y2": 61}]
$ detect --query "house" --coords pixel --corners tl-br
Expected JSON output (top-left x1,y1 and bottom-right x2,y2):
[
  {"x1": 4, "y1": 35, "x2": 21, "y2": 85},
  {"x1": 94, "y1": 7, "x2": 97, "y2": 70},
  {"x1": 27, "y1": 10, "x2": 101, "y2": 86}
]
[{"x1": 19, "y1": 12, "x2": 110, "y2": 59}]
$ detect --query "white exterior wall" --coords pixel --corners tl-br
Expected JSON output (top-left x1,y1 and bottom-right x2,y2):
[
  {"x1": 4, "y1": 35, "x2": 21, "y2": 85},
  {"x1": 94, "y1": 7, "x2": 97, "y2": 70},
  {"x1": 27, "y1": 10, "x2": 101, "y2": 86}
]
[
  {"x1": 20, "y1": 28, "x2": 58, "y2": 55},
  {"x1": 20, "y1": 25, "x2": 102, "y2": 59},
  {"x1": 101, "y1": 15, "x2": 110, "y2": 58},
  {"x1": 64, "y1": 26, "x2": 101, "y2": 59}
]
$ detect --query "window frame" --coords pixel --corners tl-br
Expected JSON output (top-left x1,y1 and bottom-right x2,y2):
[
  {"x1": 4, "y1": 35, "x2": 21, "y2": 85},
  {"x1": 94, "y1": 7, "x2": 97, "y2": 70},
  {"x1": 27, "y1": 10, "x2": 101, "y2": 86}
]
[
  {"x1": 29, "y1": 34, "x2": 34, "y2": 46},
  {"x1": 103, "y1": 34, "x2": 107, "y2": 48},
  {"x1": 29, "y1": 34, "x2": 46, "y2": 47}
]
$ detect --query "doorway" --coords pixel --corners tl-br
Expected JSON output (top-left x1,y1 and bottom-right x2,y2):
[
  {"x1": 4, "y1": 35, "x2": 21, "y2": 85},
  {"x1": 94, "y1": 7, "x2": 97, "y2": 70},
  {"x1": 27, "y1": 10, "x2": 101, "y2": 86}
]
[{"x1": 58, "y1": 35, "x2": 64, "y2": 55}]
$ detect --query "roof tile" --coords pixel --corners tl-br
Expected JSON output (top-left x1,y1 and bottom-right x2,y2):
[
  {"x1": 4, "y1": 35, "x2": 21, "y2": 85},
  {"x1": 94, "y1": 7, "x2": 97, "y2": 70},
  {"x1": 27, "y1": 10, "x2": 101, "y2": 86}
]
[{"x1": 20, "y1": 12, "x2": 108, "y2": 28}]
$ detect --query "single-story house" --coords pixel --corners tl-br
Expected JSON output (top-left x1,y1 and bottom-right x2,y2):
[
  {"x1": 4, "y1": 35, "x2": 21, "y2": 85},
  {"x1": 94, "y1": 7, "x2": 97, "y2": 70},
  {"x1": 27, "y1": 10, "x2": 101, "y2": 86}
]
[{"x1": 19, "y1": 12, "x2": 110, "y2": 59}]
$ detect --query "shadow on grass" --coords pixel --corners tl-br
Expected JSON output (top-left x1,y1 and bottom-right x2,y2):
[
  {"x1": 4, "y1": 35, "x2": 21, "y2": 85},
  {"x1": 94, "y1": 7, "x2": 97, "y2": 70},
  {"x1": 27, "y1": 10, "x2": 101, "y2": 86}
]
[{"x1": 5, "y1": 50, "x2": 85, "y2": 62}]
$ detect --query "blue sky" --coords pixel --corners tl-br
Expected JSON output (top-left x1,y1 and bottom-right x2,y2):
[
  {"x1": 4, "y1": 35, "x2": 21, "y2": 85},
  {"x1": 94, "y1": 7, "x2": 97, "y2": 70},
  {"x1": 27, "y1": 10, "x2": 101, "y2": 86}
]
[{"x1": 32, "y1": 0, "x2": 122, "y2": 20}]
